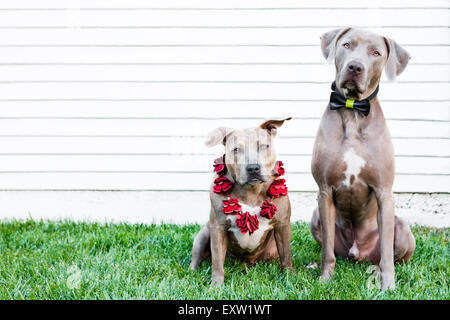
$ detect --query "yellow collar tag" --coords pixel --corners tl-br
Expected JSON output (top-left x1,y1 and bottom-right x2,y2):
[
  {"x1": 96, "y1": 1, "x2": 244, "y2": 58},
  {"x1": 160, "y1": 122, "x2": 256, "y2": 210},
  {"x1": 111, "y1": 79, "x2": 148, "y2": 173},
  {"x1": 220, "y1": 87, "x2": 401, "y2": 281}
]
[{"x1": 345, "y1": 99, "x2": 355, "y2": 109}]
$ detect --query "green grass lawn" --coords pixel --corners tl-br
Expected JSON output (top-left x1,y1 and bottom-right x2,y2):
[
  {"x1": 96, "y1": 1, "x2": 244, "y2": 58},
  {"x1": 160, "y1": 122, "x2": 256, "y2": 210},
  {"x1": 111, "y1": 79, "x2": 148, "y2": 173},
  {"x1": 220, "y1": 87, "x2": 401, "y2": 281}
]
[{"x1": 0, "y1": 220, "x2": 448, "y2": 300}]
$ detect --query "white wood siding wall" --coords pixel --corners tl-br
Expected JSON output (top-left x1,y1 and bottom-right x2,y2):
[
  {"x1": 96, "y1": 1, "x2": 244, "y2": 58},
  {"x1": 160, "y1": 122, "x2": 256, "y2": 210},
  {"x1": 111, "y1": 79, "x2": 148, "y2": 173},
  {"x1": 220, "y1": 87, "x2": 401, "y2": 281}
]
[{"x1": 0, "y1": 0, "x2": 448, "y2": 193}]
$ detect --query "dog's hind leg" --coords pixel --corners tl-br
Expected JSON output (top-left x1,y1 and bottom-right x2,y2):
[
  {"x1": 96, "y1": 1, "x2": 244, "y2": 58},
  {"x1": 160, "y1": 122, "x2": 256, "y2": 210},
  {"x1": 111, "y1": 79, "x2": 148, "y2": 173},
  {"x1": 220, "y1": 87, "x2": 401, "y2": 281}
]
[
  {"x1": 190, "y1": 225, "x2": 211, "y2": 270},
  {"x1": 310, "y1": 207, "x2": 322, "y2": 245},
  {"x1": 393, "y1": 216, "x2": 416, "y2": 263}
]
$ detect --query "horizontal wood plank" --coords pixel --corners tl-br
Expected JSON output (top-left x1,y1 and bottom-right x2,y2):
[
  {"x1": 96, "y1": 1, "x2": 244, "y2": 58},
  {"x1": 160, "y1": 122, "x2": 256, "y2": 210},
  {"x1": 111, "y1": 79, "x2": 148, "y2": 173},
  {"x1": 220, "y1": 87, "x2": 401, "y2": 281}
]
[
  {"x1": 0, "y1": 172, "x2": 446, "y2": 192},
  {"x1": 0, "y1": 28, "x2": 447, "y2": 46},
  {"x1": 0, "y1": 82, "x2": 448, "y2": 100},
  {"x1": 0, "y1": 153, "x2": 447, "y2": 175},
  {"x1": 0, "y1": 118, "x2": 447, "y2": 138},
  {"x1": 0, "y1": 101, "x2": 448, "y2": 121},
  {"x1": 0, "y1": 9, "x2": 448, "y2": 27},
  {"x1": 0, "y1": 65, "x2": 446, "y2": 82},
  {"x1": 0, "y1": 137, "x2": 448, "y2": 158},
  {"x1": 0, "y1": 45, "x2": 449, "y2": 64},
  {"x1": 2, "y1": 0, "x2": 449, "y2": 10}
]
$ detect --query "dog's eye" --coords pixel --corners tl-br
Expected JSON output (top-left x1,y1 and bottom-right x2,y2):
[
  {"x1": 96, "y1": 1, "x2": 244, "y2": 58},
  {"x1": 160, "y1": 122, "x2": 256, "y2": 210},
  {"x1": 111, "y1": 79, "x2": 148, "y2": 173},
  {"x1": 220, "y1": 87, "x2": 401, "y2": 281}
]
[
  {"x1": 372, "y1": 50, "x2": 381, "y2": 57},
  {"x1": 259, "y1": 144, "x2": 270, "y2": 151},
  {"x1": 232, "y1": 147, "x2": 240, "y2": 154},
  {"x1": 343, "y1": 42, "x2": 350, "y2": 49}
]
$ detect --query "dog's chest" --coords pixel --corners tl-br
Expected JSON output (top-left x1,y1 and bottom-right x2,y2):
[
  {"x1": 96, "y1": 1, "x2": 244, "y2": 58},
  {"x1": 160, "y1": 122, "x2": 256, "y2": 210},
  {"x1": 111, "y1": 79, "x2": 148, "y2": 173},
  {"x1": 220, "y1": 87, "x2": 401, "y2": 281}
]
[
  {"x1": 226, "y1": 203, "x2": 274, "y2": 252},
  {"x1": 340, "y1": 147, "x2": 367, "y2": 187}
]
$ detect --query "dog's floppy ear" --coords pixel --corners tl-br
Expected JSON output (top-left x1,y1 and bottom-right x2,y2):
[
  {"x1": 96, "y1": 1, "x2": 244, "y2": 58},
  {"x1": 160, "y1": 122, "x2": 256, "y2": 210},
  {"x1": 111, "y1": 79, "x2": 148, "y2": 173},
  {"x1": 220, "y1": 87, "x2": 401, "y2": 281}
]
[
  {"x1": 205, "y1": 127, "x2": 233, "y2": 147},
  {"x1": 383, "y1": 37, "x2": 411, "y2": 81},
  {"x1": 259, "y1": 117, "x2": 291, "y2": 137},
  {"x1": 320, "y1": 27, "x2": 352, "y2": 63}
]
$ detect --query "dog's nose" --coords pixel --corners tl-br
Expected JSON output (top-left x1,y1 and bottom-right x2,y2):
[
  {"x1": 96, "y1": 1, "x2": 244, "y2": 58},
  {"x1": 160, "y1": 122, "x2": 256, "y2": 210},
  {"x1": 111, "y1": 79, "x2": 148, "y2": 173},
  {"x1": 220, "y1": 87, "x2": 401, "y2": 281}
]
[
  {"x1": 346, "y1": 61, "x2": 364, "y2": 75},
  {"x1": 246, "y1": 164, "x2": 261, "y2": 175}
]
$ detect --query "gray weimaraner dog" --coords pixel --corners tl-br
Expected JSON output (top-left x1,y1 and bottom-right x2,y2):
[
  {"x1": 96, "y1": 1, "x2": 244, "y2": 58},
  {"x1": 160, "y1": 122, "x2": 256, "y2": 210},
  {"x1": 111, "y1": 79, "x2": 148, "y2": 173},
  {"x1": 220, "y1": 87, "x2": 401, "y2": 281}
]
[
  {"x1": 190, "y1": 119, "x2": 293, "y2": 287},
  {"x1": 311, "y1": 28, "x2": 416, "y2": 291}
]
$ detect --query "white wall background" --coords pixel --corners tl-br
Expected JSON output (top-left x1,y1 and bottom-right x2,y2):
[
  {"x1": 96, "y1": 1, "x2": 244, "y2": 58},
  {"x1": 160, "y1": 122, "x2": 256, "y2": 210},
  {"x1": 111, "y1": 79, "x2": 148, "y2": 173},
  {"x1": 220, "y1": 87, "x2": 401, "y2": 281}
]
[{"x1": 0, "y1": 0, "x2": 448, "y2": 224}]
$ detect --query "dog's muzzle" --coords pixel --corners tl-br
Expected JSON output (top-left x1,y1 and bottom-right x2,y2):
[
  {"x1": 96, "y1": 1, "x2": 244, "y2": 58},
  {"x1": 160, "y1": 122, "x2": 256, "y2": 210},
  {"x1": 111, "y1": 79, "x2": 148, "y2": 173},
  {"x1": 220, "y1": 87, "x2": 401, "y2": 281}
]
[{"x1": 246, "y1": 164, "x2": 264, "y2": 184}]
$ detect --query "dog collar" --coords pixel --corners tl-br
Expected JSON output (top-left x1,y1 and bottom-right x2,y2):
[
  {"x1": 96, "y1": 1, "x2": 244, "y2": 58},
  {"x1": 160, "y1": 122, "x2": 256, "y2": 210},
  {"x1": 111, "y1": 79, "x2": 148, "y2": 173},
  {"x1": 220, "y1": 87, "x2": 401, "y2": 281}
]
[
  {"x1": 329, "y1": 81, "x2": 379, "y2": 116},
  {"x1": 212, "y1": 155, "x2": 288, "y2": 235}
]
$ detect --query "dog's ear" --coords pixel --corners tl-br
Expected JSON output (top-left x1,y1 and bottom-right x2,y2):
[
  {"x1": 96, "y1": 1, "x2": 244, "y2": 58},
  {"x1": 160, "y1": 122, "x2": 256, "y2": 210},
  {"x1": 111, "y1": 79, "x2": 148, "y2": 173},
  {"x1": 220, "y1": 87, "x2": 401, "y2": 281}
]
[
  {"x1": 259, "y1": 117, "x2": 291, "y2": 137},
  {"x1": 320, "y1": 27, "x2": 352, "y2": 63},
  {"x1": 205, "y1": 127, "x2": 233, "y2": 147},
  {"x1": 383, "y1": 37, "x2": 411, "y2": 81}
]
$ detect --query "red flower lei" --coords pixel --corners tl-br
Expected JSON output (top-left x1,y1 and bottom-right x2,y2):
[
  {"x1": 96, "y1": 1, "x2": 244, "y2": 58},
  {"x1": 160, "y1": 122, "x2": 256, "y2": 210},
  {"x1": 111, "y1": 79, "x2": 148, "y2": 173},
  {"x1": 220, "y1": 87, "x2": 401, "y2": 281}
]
[
  {"x1": 212, "y1": 154, "x2": 288, "y2": 235},
  {"x1": 212, "y1": 176, "x2": 233, "y2": 194},
  {"x1": 222, "y1": 198, "x2": 242, "y2": 215},
  {"x1": 213, "y1": 154, "x2": 227, "y2": 175},
  {"x1": 260, "y1": 200, "x2": 277, "y2": 219},
  {"x1": 267, "y1": 178, "x2": 288, "y2": 198},
  {"x1": 235, "y1": 212, "x2": 259, "y2": 234},
  {"x1": 273, "y1": 160, "x2": 285, "y2": 177}
]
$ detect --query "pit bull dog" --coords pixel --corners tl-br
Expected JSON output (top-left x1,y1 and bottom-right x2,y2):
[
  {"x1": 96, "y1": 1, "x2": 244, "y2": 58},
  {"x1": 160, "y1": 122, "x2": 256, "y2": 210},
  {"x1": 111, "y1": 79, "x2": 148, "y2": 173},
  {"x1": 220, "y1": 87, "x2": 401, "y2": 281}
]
[
  {"x1": 190, "y1": 118, "x2": 293, "y2": 287},
  {"x1": 310, "y1": 28, "x2": 416, "y2": 291}
]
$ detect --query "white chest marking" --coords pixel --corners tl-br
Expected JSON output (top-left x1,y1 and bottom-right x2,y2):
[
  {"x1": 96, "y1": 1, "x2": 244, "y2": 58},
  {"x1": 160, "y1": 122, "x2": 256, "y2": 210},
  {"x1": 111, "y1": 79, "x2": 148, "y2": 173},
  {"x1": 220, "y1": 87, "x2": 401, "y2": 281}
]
[
  {"x1": 342, "y1": 147, "x2": 366, "y2": 187},
  {"x1": 226, "y1": 203, "x2": 273, "y2": 252}
]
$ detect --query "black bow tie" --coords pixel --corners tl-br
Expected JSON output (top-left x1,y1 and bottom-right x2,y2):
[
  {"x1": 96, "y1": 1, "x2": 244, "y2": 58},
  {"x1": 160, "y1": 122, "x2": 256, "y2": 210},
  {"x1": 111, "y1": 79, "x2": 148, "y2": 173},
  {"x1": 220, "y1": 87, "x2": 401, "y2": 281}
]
[{"x1": 329, "y1": 82, "x2": 379, "y2": 117}]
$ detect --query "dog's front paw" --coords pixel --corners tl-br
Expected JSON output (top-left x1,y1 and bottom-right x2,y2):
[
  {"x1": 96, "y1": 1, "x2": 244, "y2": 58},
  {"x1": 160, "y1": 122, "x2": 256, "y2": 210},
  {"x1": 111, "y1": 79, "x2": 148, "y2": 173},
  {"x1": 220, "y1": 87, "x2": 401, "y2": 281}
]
[
  {"x1": 319, "y1": 269, "x2": 334, "y2": 283},
  {"x1": 368, "y1": 266, "x2": 395, "y2": 291},
  {"x1": 283, "y1": 265, "x2": 294, "y2": 273},
  {"x1": 281, "y1": 261, "x2": 293, "y2": 273},
  {"x1": 380, "y1": 272, "x2": 396, "y2": 291},
  {"x1": 210, "y1": 276, "x2": 224, "y2": 288}
]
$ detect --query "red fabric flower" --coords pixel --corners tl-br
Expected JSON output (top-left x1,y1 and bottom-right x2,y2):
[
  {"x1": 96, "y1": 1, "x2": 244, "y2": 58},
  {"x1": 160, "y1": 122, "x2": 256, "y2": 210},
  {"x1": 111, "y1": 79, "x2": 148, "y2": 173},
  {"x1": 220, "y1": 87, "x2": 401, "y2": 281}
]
[
  {"x1": 213, "y1": 154, "x2": 226, "y2": 175},
  {"x1": 267, "y1": 178, "x2": 288, "y2": 198},
  {"x1": 222, "y1": 198, "x2": 242, "y2": 215},
  {"x1": 213, "y1": 176, "x2": 233, "y2": 194},
  {"x1": 260, "y1": 200, "x2": 277, "y2": 219},
  {"x1": 273, "y1": 160, "x2": 285, "y2": 177},
  {"x1": 235, "y1": 212, "x2": 259, "y2": 234}
]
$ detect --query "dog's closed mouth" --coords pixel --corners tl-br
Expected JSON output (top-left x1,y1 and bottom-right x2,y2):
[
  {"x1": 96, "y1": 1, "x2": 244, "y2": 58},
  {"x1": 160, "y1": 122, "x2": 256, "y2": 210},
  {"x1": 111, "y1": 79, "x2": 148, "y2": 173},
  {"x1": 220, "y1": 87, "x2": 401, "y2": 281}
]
[
  {"x1": 341, "y1": 81, "x2": 364, "y2": 98},
  {"x1": 247, "y1": 177, "x2": 264, "y2": 184}
]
